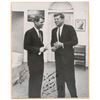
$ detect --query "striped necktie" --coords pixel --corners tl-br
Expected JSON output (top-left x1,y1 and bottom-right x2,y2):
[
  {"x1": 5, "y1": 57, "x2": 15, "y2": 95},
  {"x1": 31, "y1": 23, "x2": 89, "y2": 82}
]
[
  {"x1": 58, "y1": 27, "x2": 60, "y2": 41},
  {"x1": 38, "y1": 30, "x2": 42, "y2": 42}
]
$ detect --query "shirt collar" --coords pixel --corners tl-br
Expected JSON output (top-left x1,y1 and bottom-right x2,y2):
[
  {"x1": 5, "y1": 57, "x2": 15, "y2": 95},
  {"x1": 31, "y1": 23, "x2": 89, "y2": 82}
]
[
  {"x1": 34, "y1": 25, "x2": 39, "y2": 32},
  {"x1": 33, "y1": 25, "x2": 40, "y2": 36},
  {"x1": 59, "y1": 24, "x2": 64, "y2": 30},
  {"x1": 57, "y1": 24, "x2": 64, "y2": 31}
]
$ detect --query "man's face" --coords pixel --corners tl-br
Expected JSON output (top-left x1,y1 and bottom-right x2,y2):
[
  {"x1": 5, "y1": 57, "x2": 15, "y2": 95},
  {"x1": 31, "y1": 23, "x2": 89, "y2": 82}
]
[
  {"x1": 35, "y1": 18, "x2": 44, "y2": 29},
  {"x1": 54, "y1": 15, "x2": 64, "y2": 27}
]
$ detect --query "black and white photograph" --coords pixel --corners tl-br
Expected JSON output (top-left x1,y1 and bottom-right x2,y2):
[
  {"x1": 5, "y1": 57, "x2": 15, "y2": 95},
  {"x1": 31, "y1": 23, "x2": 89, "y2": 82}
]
[{"x1": 11, "y1": 2, "x2": 89, "y2": 98}]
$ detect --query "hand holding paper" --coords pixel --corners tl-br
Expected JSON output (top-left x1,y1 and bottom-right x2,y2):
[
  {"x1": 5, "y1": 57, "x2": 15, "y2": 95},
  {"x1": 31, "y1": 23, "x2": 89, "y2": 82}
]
[
  {"x1": 51, "y1": 46, "x2": 57, "y2": 52},
  {"x1": 54, "y1": 41, "x2": 64, "y2": 49},
  {"x1": 38, "y1": 43, "x2": 49, "y2": 55}
]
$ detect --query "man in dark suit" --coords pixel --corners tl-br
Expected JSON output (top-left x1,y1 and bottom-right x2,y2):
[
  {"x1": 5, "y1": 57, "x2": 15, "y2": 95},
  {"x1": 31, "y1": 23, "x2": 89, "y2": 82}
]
[
  {"x1": 24, "y1": 15, "x2": 47, "y2": 98},
  {"x1": 51, "y1": 13, "x2": 78, "y2": 98}
]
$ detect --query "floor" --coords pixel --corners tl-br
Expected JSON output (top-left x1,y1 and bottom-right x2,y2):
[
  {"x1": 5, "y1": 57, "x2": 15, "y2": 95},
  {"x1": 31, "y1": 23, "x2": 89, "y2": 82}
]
[{"x1": 12, "y1": 62, "x2": 89, "y2": 98}]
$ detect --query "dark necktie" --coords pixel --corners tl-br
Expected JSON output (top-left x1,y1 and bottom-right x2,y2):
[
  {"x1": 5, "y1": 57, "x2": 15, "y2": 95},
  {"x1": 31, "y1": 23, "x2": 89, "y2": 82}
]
[
  {"x1": 58, "y1": 27, "x2": 60, "y2": 41},
  {"x1": 38, "y1": 30, "x2": 42, "y2": 42}
]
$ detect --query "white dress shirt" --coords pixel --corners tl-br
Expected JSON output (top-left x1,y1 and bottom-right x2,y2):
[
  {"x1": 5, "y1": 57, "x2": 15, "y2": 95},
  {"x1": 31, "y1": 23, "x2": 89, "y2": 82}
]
[
  {"x1": 57, "y1": 24, "x2": 64, "y2": 42},
  {"x1": 56, "y1": 24, "x2": 64, "y2": 48},
  {"x1": 34, "y1": 26, "x2": 40, "y2": 37}
]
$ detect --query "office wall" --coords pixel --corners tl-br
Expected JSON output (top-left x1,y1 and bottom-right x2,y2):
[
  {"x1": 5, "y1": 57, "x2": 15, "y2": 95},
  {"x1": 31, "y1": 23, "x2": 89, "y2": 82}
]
[
  {"x1": 72, "y1": 2, "x2": 89, "y2": 66},
  {"x1": 12, "y1": 2, "x2": 89, "y2": 67},
  {"x1": 12, "y1": 11, "x2": 24, "y2": 53}
]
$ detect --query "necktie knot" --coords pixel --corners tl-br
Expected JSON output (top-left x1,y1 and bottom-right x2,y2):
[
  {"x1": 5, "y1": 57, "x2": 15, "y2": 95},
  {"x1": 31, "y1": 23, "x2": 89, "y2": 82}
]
[{"x1": 38, "y1": 30, "x2": 41, "y2": 33}]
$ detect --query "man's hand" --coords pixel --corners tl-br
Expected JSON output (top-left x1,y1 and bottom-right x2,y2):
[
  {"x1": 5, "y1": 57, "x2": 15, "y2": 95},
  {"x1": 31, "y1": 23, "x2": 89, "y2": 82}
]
[
  {"x1": 40, "y1": 47, "x2": 45, "y2": 53},
  {"x1": 54, "y1": 41, "x2": 64, "y2": 49},
  {"x1": 51, "y1": 46, "x2": 57, "y2": 52},
  {"x1": 39, "y1": 46, "x2": 48, "y2": 55},
  {"x1": 44, "y1": 46, "x2": 48, "y2": 52}
]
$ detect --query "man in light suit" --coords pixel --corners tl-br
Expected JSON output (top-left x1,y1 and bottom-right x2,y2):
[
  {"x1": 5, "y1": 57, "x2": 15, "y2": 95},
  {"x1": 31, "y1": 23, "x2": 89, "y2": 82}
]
[
  {"x1": 51, "y1": 13, "x2": 78, "y2": 98},
  {"x1": 24, "y1": 15, "x2": 47, "y2": 98}
]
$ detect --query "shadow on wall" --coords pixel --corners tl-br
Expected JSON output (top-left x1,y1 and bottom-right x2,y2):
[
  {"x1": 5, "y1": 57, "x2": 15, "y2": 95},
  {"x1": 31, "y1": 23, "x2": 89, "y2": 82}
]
[{"x1": 12, "y1": 11, "x2": 24, "y2": 54}]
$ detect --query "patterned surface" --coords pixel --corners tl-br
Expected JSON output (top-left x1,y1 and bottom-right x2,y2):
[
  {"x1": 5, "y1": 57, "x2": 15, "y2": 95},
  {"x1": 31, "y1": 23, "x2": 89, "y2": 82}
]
[
  {"x1": 12, "y1": 62, "x2": 89, "y2": 98},
  {"x1": 41, "y1": 71, "x2": 57, "y2": 98}
]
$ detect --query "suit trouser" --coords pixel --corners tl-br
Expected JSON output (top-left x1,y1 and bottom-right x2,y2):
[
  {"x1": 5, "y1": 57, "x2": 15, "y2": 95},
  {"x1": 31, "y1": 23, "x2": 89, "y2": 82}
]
[
  {"x1": 28, "y1": 68, "x2": 43, "y2": 98},
  {"x1": 55, "y1": 54, "x2": 77, "y2": 98}
]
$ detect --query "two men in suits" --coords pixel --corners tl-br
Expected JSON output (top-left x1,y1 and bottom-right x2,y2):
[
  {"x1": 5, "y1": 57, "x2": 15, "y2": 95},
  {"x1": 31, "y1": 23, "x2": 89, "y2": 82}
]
[
  {"x1": 24, "y1": 12, "x2": 78, "y2": 98},
  {"x1": 24, "y1": 15, "x2": 47, "y2": 98},
  {"x1": 51, "y1": 13, "x2": 78, "y2": 98}
]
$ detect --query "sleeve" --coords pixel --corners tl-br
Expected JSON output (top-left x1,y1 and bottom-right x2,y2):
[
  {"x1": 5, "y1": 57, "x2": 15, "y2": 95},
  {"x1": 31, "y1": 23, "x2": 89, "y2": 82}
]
[
  {"x1": 63, "y1": 26, "x2": 78, "y2": 47},
  {"x1": 24, "y1": 31, "x2": 40, "y2": 53}
]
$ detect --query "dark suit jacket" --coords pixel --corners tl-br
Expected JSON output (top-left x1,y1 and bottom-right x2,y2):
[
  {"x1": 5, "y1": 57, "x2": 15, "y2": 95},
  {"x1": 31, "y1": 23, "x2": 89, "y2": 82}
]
[
  {"x1": 24, "y1": 27, "x2": 44, "y2": 72},
  {"x1": 51, "y1": 24, "x2": 78, "y2": 68}
]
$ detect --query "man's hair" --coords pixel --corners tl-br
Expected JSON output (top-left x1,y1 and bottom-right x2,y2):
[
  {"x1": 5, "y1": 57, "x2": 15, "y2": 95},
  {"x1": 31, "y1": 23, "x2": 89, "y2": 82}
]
[
  {"x1": 33, "y1": 15, "x2": 44, "y2": 22},
  {"x1": 54, "y1": 13, "x2": 65, "y2": 19}
]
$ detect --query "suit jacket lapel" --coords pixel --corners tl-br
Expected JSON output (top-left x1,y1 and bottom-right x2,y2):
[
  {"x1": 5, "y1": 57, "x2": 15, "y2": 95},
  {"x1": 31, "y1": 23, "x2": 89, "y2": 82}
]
[{"x1": 33, "y1": 27, "x2": 43, "y2": 44}]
